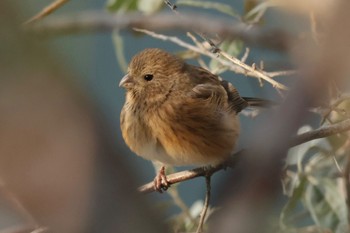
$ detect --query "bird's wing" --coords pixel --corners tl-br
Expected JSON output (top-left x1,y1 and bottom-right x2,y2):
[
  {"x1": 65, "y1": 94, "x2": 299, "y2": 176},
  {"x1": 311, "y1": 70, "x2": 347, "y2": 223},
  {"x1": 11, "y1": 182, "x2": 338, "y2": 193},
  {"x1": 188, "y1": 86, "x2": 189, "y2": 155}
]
[
  {"x1": 186, "y1": 65, "x2": 248, "y2": 113},
  {"x1": 220, "y1": 80, "x2": 248, "y2": 113}
]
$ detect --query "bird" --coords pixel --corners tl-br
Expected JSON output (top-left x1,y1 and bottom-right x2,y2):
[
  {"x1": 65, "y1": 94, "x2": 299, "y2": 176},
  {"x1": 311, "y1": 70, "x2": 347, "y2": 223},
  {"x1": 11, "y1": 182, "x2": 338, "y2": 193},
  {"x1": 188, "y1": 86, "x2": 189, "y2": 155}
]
[{"x1": 119, "y1": 48, "x2": 270, "y2": 192}]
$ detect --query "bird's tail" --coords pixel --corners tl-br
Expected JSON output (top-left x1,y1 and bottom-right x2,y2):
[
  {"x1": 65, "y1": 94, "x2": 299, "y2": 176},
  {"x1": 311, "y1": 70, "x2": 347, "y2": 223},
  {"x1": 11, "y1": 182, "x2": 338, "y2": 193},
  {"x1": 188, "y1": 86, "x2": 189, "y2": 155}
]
[{"x1": 242, "y1": 97, "x2": 276, "y2": 108}]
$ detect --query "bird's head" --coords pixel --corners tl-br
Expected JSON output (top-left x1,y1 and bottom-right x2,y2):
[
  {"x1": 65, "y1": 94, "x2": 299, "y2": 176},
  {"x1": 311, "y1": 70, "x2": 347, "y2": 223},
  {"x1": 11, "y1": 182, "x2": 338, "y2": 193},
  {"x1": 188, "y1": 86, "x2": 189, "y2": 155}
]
[{"x1": 119, "y1": 48, "x2": 185, "y2": 104}]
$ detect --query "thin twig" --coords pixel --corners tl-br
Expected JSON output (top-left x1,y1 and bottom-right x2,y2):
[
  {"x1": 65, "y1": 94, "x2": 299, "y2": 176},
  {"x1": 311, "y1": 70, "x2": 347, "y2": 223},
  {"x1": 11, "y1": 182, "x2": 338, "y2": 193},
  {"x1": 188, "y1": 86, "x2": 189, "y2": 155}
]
[
  {"x1": 241, "y1": 47, "x2": 250, "y2": 63},
  {"x1": 133, "y1": 28, "x2": 288, "y2": 91},
  {"x1": 164, "y1": 0, "x2": 178, "y2": 13},
  {"x1": 320, "y1": 95, "x2": 350, "y2": 124},
  {"x1": 139, "y1": 119, "x2": 350, "y2": 193},
  {"x1": 267, "y1": 70, "x2": 297, "y2": 78},
  {"x1": 332, "y1": 155, "x2": 343, "y2": 173},
  {"x1": 196, "y1": 175, "x2": 211, "y2": 233},
  {"x1": 24, "y1": 0, "x2": 70, "y2": 25}
]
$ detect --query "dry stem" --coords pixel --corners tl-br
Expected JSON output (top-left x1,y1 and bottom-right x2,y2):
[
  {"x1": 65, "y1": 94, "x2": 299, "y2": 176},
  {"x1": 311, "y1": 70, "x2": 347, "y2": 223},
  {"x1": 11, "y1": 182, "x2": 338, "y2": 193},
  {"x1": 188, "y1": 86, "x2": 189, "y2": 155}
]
[
  {"x1": 196, "y1": 175, "x2": 211, "y2": 233},
  {"x1": 24, "y1": 0, "x2": 70, "y2": 25}
]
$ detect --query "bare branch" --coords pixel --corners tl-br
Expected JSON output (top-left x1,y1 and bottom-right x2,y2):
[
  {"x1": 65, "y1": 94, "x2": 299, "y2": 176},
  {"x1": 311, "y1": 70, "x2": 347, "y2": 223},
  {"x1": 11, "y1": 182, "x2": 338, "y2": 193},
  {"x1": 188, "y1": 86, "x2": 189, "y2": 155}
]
[
  {"x1": 138, "y1": 155, "x2": 238, "y2": 193},
  {"x1": 139, "y1": 118, "x2": 350, "y2": 194},
  {"x1": 24, "y1": 0, "x2": 70, "y2": 25},
  {"x1": 27, "y1": 12, "x2": 292, "y2": 51},
  {"x1": 267, "y1": 70, "x2": 297, "y2": 78},
  {"x1": 290, "y1": 119, "x2": 350, "y2": 147}
]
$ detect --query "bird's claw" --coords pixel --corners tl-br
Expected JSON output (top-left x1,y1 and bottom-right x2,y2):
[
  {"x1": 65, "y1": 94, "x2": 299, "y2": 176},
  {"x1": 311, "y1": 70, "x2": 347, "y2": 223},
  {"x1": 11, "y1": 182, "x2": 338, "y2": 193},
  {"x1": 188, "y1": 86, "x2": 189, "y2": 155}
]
[{"x1": 154, "y1": 166, "x2": 170, "y2": 193}]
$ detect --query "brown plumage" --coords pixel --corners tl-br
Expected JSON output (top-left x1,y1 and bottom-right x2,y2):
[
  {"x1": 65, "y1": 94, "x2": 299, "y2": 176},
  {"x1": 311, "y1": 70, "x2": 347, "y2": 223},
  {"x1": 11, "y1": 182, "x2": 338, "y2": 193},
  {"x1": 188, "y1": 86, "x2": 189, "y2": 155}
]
[{"x1": 119, "y1": 48, "x2": 269, "y2": 190}]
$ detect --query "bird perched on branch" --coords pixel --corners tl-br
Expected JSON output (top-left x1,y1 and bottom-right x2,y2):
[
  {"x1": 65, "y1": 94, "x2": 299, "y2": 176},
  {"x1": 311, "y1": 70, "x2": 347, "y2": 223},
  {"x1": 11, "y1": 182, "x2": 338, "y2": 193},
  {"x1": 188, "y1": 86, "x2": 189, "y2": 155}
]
[{"x1": 120, "y1": 48, "x2": 270, "y2": 192}]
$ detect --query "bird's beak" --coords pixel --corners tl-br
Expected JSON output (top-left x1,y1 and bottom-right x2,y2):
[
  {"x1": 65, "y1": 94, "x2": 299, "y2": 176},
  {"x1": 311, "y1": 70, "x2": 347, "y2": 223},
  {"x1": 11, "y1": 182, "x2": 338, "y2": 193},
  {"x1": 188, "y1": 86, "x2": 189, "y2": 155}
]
[{"x1": 119, "y1": 74, "x2": 134, "y2": 88}]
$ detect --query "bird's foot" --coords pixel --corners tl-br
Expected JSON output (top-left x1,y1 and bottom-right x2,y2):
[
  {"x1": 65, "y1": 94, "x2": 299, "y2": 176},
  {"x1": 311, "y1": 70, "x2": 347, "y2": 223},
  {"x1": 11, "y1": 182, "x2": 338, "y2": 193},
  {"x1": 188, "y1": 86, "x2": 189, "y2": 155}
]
[{"x1": 154, "y1": 166, "x2": 170, "y2": 193}]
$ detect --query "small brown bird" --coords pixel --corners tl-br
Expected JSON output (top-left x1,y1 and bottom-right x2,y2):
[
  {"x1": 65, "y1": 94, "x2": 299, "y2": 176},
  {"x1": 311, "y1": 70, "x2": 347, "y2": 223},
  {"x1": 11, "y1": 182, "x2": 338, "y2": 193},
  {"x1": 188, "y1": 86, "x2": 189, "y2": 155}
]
[{"x1": 120, "y1": 48, "x2": 268, "y2": 191}]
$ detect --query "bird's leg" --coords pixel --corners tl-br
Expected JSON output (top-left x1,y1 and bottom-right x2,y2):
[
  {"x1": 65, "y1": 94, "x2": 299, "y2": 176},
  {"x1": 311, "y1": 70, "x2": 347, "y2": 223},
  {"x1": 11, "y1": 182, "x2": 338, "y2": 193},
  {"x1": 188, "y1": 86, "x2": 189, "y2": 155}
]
[{"x1": 154, "y1": 166, "x2": 170, "y2": 193}]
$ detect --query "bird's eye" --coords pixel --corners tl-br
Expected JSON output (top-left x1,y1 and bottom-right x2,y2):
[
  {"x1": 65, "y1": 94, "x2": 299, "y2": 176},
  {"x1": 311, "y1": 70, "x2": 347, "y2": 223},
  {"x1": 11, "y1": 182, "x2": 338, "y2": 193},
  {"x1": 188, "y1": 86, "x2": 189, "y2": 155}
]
[{"x1": 144, "y1": 74, "x2": 153, "y2": 81}]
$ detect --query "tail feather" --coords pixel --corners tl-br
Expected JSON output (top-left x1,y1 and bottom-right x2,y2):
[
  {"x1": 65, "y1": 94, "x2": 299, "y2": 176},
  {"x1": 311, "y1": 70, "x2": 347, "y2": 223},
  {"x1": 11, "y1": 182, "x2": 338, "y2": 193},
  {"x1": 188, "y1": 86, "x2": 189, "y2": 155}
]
[{"x1": 242, "y1": 97, "x2": 276, "y2": 108}]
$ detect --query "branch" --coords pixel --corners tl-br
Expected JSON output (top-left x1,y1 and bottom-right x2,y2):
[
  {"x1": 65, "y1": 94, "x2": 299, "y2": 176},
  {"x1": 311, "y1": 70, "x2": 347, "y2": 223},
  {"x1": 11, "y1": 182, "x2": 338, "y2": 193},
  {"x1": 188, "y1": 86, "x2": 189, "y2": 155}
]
[
  {"x1": 26, "y1": 12, "x2": 292, "y2": 51},
  {"x1": 267, "y1": 70, "x2": 297, "y2": 78},
  {"x1": 134, "y1": 28, "x2": 289, "y2": 91},
  {"x1": 290, "y1": 119, "x2": 350, "y2": 147},
  {"x1": 138, "y1": 154, "x2": 240, "y2": 193},
  {"x1": 139, "y1": 119, "x2": 350, "y2": 193},
  {"x1": 24, "y1": 0, "x2": 70, "y2": 25}
]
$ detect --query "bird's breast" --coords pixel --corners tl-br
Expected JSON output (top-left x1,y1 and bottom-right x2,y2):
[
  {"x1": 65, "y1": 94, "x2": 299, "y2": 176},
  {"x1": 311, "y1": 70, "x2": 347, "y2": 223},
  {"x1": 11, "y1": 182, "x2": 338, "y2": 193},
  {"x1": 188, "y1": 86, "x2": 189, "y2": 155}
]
[
  {"x1": 120, "y1": 100, "x2": 178, "y2": 164},
  {"x1": 121, "y1": 97, "x2": 240, "y2": 166}
]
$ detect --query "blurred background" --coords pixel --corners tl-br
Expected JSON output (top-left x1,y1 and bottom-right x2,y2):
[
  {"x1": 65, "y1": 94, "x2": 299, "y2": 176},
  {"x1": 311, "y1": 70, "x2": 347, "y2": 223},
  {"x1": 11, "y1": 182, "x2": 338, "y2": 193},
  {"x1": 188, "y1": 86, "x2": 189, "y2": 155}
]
[{"x1": 1, "y1": 0, "x2": 349, "y2": 232}]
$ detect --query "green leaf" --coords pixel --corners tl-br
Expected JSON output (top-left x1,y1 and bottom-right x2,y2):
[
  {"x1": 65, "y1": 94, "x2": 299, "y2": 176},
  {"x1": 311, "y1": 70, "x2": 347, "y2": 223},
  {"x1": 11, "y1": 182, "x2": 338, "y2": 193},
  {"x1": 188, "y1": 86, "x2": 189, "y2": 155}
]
[
  {"x1": 176, "y1": 0, "x2": 240, "y2": 19},
  {"x1": 303, "y1": 178, "x2": 348, "y2": 233},
  {"x1": 106, "y1": 0, "x2": 138, "y2": 12},
  {"x1": 280, "y1": 175, "x2": 308, "y2": 229},
  {"x1": 112, "y1": 31, "x2": 128, "y2": 73}
]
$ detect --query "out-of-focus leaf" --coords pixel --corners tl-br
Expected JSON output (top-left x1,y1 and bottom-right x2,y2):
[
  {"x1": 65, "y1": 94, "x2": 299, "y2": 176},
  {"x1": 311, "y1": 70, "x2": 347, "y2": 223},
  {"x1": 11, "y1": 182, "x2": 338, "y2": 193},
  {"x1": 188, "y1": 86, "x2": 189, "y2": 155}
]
[
  {"x1": 303, "y1": 178, "x2": 348, "y2": 233},
  {"x1": 327, "y1": 133, "x2": 347, "y2": 152},
  {"x1": 175, "y1": 50, "x2": 200, "y2": 60},
  {"x1": 280, "y1": 174, "x2": 308, "y2": 229},
  {"x1": 106, "y1": 0, "x2": 138, "y2": 12},
  {"x1": 329, "y1": 99, "x2": 350, "y2": 123},
  {"x1": 243, "y1": 1, "x2": 275, "y2": 24},
  {"x1": 286, "y1": 125, "x2": 331, "y2": 169},
  {"x1": 244, "y1": 0, "x2": 259, "y2": 14},
  {"x1": 209, "y1": 39, "x2": 243, "y2": 74},
  {"x1": 176, "y1": 0, "x2": 240, "y2": 19},
  {"x1": 304, "y1": 152, "x2": 343, "y2": 179},
  {"x1": 112, "y1": 31, "x2": 128, "y2": 73},
  {"x1": 325, "y1": 99, "x2": 350, "y2": 150},
  {"x1": 138, "y1": 0, "x2": 163, "y2": 14}
]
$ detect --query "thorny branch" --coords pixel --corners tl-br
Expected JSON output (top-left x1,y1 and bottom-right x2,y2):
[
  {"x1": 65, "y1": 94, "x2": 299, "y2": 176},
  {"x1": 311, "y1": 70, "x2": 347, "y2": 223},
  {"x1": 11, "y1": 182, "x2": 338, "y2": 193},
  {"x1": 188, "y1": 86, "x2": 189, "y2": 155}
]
[
  {"x1": 163, "y1": 0, "x2": 290, "y2": 92},
  {"x1": 139, "y1": 118, "x2": 350, "y2": 193},
  {"x1": 134, "y1": 28, "x2": 289, "y2": 91}
]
